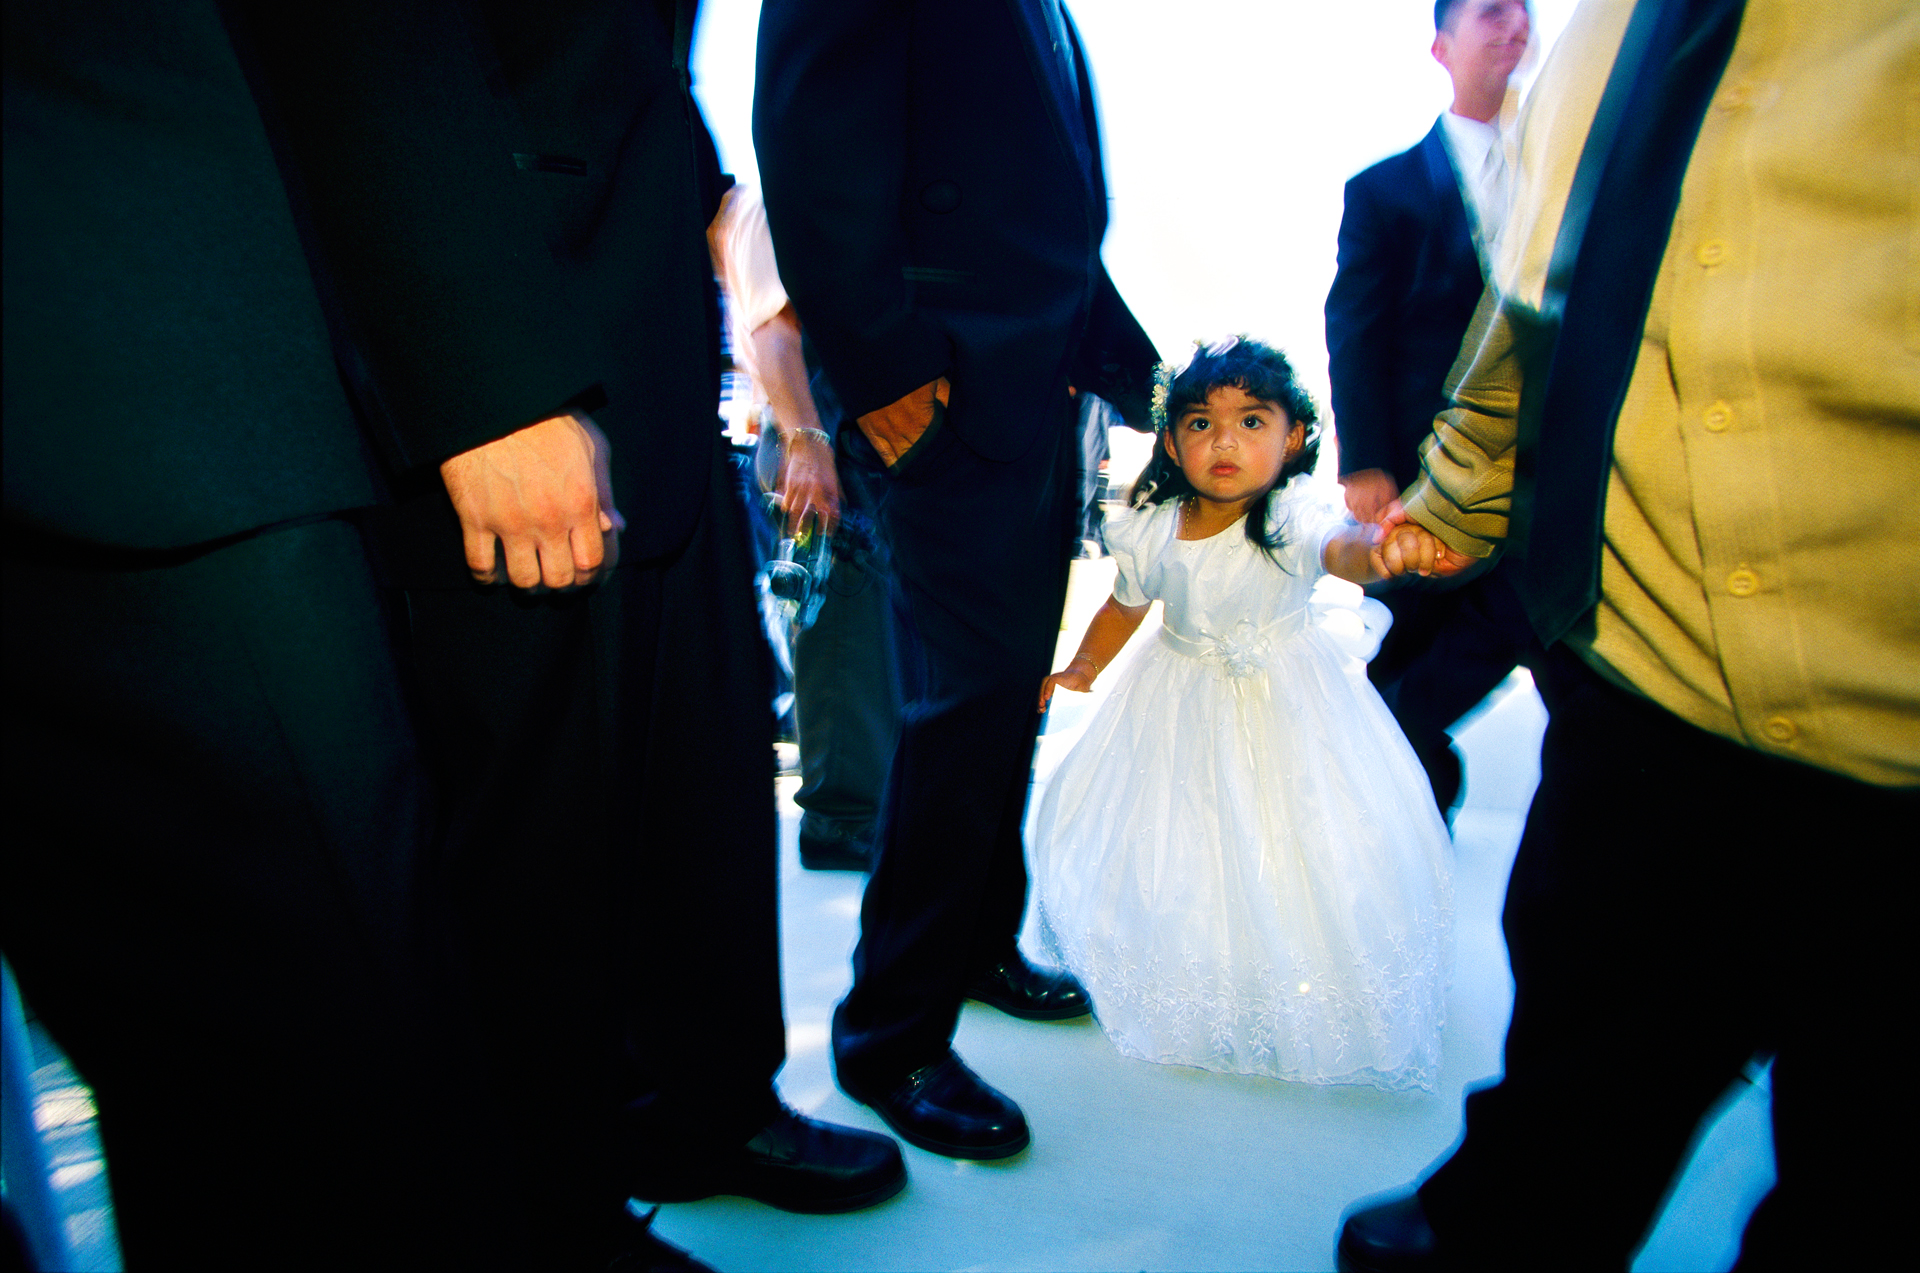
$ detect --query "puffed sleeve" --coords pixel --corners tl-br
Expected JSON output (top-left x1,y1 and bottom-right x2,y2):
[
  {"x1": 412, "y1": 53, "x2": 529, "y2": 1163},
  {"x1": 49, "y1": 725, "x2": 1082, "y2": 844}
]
[{"x1": 1104, "y1": 500, "x2": 1173, "y2": 607}]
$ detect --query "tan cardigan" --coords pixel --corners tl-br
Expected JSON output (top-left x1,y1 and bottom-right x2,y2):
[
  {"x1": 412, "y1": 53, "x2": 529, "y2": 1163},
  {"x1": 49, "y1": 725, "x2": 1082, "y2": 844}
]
[{"x1": 1403, "y1": 0, "x2": 1920, "y2": 787}]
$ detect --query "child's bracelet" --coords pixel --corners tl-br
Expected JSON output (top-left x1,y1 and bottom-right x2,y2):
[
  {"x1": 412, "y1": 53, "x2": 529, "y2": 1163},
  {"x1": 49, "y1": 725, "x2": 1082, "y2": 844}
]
[
  {"x1": 1071, "y1": 652, "x2": 1102, "y2": 673},
  {"x1": 789, "y1": 427, "x2": 833, "y2": 448}
]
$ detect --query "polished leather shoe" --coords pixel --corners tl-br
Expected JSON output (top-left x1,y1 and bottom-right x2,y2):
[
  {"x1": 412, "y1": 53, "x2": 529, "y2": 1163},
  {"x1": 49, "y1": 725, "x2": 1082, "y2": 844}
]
[
  {"x1": 606, "y1": 1205, "x2": 716, "y2": 1273},
  {"x1": 1336, "y1": 1192, "x2": 1446, "y2": 1273},
  {"x1": 841, "y1": 1051, "x2": 1030, "y2": 1160},
  {"x1": 964, "y1": 955, "x2": 1092, "y2": 1020},
  {"x1": 630, "y1": 1106, "x2": 906, "y2": 1214}
]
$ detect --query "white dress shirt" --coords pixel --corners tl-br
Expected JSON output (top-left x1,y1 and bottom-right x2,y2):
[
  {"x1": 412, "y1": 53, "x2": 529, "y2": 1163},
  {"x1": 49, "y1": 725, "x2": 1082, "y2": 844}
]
[{"x1": 1439, "y1": 109, "x2": 1512, "y2": 262}]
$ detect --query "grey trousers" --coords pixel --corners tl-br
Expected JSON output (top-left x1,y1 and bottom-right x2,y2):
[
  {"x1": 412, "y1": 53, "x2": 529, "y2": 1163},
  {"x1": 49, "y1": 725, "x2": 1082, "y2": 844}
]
[{"x1": 792, "y1": 532, "x2": 903, "y2": 853}]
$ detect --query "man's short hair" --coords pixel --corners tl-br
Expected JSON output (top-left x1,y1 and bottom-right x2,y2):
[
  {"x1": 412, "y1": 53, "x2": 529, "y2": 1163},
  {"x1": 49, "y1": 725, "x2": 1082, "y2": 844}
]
[{"x1": 1436, "y1": 0, "x2": 1529, "y2": 33}]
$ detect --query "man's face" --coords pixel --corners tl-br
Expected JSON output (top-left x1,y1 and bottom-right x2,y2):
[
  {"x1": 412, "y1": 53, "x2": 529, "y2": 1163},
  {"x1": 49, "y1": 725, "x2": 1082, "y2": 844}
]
[{"x1": 1434, "y1": 0, "x2": 1531, "y2": 88}]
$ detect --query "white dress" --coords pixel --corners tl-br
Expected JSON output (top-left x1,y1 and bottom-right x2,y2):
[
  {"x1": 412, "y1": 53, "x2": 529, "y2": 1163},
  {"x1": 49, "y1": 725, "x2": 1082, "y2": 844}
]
[{"x1": 1032, "y1": 481, "x2": 1453, "y2": 1091}]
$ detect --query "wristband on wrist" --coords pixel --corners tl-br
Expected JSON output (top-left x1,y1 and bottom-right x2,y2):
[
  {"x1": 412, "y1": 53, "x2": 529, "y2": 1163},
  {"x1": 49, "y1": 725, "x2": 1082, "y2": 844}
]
[
  {"x1": 790, "y1": 426, "x2": 832, "y2": 448},
  {"x1": 1071, "y1": 652, "x2": 1102, "y2": 674}
]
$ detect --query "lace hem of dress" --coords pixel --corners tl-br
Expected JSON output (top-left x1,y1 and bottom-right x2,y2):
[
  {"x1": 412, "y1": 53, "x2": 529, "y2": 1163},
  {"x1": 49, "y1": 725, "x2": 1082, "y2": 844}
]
[{"x1": 1041, "y1": 915, "x2": 1450, "y2": 1094}]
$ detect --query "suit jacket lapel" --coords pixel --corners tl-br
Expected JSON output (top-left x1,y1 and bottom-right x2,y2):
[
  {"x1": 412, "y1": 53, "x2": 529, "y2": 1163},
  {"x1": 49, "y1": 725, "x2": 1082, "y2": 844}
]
[{"x1": 1422, "y1": 118, "x2": 1486, "y2": 277}]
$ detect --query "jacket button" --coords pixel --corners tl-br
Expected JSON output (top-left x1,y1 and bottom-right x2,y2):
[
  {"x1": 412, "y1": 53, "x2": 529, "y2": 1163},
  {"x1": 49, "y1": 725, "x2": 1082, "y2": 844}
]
[
  {"x1": 1727, "y1": 567, "x2": 1759, "y2": 597},
  {"x1": 1703, "y1": 401, "x2": 1732, "y2": 432},
  {"x1": 1763, "y1": 715, "x2": 1797, "y2": 743},
  {"x1": 919, "y1": 180, "x2": 962, "y2": 214},
  {"x1": 1696, "y1": 240, "x2": 1727, "y2": 267}
]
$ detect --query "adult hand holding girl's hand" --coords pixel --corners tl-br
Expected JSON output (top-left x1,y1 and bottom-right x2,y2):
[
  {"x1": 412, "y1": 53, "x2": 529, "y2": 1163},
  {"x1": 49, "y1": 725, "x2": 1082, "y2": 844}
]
[
  {"x1": 439, "y1": 411, "x2": 623, "y2": 590},
  {"x1": 1369, "y1": 502, "x2": 1473, "y2": 580}
]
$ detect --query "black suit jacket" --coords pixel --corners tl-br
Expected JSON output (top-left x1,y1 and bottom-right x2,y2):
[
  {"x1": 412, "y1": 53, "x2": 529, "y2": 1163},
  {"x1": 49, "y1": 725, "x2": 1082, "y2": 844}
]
[
  {"x1": 752, "y1": 0, "x2": 1156, "y2": 460},
  {"x1": 1325, "y1": 120, "x2": 1486, "y2": 490},
  {"x1": 225, "y1": 0, "x2": 726, "y2": 564},
  {"x1": 3, "y1": 0, "x2": 379, "y2": 550}
]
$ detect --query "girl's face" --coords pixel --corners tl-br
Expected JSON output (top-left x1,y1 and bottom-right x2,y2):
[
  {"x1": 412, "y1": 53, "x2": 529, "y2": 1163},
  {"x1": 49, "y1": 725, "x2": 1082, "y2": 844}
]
[{"x1": 1164, "y1": 385, "x2": 1304, "y2": 509}]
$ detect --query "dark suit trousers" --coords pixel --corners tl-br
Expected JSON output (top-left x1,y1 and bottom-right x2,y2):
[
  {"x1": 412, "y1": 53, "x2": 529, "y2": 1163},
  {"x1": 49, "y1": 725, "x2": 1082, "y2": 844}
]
[
  {"x1": 1418, "y1": 646, "x2": 1914, "y2": 1270},
  {"x1": 397, "y1": 440, "x2": 784, "y2": 1259},
  {"x1": 832, "y1": 398, "x2": 1078, "y2": 1086},
  {"x1": 1368, "y1": 563, "x2": 1542, "y2": 814},
  {"x1": 1, "y1": 519, "x2": 487, "y2": 1269}
]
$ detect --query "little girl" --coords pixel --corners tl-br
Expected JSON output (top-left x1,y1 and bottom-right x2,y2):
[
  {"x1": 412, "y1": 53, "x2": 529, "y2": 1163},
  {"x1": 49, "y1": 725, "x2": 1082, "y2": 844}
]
[{"x1": 1032, "y1": 337, "x2": 1453, "y2": 1092}]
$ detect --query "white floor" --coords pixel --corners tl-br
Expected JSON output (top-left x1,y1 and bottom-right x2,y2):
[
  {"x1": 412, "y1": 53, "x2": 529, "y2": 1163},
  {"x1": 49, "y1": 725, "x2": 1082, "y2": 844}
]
[
  {"x1": 652, "y1": 556, "x2": 1778, "y2": 1273},
  {"x1": 11, "y1": 556, "x2": 1775, "y2": 1272}
]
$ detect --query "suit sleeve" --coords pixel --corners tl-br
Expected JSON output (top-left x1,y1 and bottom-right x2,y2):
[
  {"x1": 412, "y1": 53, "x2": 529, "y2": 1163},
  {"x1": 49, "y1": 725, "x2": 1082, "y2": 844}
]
[
  {"x1": 752, "y1": 0, "x2": 952, "y2": 422},
  {"x1": 222, "y1": 0, "x2": 611, "y2": 472},
  {"x1": 1324, "y1": 172, "x2": 1404, "y2": 477},
  {"x1": 1071, "y1": 266, "x2": 1160, "y2": 430}
]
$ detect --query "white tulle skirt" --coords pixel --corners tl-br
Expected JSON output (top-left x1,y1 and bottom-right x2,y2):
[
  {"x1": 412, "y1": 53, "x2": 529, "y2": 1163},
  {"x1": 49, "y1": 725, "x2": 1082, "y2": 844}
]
[{"x1": 1032, "y1": 599, "x2": 1453, "y2": 1091}]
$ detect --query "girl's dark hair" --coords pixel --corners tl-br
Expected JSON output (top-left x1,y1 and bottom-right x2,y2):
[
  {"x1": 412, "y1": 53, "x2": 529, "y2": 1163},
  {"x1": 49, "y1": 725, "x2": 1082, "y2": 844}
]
[{"x1": 1128, "y1": 337, "x2": 1322, "y2": 562}]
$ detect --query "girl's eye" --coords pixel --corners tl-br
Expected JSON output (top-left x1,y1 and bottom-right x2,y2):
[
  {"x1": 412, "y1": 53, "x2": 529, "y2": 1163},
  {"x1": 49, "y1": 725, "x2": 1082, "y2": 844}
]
[
  {"x1": 1242, "y1": 415, "x2": 1264, "y2": 428},
  {"x1": 1183, "y1": 418, "x2": 1209, "y2": 431}
]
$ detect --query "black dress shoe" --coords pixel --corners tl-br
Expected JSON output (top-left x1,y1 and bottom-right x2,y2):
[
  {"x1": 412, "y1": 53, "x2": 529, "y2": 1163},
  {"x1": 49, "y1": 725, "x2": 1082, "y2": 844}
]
[
  {"x1": 606, "y1": 1205, "x2": 716, "y2": 1273},
  {"x1": 841, "y1": 1051, "x2": 1030, "y2": 1160},
  {"x1": 1337, "y1": 1192, "x2": 1446, "y2": 1273},
  {"x1": 964, "y1": 956, "x2": 1092, "y2": 1020},
  {"x1": 630, "y1": 1107, "x2": 906, "y2": 1214}
]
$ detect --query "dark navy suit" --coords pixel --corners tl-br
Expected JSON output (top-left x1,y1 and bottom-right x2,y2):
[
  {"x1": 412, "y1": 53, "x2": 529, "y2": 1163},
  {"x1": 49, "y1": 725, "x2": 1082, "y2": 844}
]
[
  {"x1": 1326, "y1": 120, "x2": 1541, "y2": 814},
  {"x1": 223, "y1": 1, "x2": 795, "y2": 1257},
  {"x1": 755, "y1": 0, "x2": 1157, "y2": 1087},
  {"x1": 3, "y1": 1, "x2": 485, "y2": 1263}
]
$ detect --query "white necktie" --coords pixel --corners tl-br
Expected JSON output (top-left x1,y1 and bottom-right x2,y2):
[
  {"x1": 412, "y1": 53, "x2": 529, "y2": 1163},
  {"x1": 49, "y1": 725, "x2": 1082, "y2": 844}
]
[{"x1": 1478, "y1": 140, "x2": 1511, "y2": 252}]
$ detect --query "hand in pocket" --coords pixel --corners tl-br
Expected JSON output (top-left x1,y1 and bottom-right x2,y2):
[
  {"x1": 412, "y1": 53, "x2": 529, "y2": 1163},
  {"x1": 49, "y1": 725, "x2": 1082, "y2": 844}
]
[{"x1": 856, "y1": 376, "x2": 950, "y2": 472}]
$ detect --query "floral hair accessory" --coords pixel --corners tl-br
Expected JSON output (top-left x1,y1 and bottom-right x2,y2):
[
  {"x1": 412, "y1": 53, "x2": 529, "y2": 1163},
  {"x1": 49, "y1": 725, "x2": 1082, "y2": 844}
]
[
  {"x1": 1150, "y1": 336, "x2": 1252, "y2": 434},
  {"x1": 1144, "y1": 360, "x2": 1175, "y2": 435},
  {"x1": 1148, "y1": 359, "x2": 1178, "y2": 433}
]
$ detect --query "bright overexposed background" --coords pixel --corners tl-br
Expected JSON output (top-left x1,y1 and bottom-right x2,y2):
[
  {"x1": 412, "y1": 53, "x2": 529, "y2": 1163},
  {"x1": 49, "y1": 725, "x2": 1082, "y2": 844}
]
[{"x1": 693, "y1": 0, "x2": 1575, "y2": 481}]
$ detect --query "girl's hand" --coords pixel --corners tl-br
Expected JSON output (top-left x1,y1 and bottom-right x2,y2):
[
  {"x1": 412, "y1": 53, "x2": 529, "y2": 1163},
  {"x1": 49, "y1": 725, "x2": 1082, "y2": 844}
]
[
  {"x1": 1371, "y1": 520, "x2": 1472, "y2": 579},
  {"x1": 1038, "y1": 660, "x2": 1098, "y2": 710},
  {"x1": 1041, "y1": 597, "x2": 1143, "y2": 710}
]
